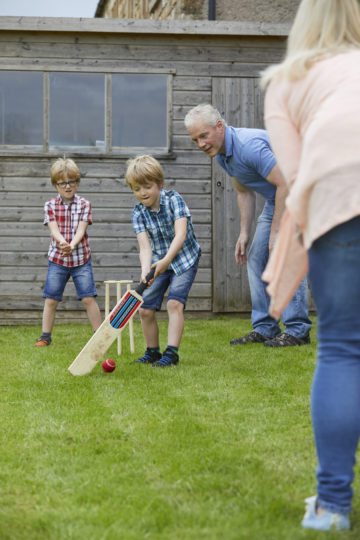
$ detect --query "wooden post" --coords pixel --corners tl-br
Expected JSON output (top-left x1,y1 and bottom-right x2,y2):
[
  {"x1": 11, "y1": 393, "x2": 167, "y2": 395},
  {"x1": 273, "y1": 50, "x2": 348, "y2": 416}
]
[{"x1": 104, "y1": 280, "x2": 134, "y2": 355}]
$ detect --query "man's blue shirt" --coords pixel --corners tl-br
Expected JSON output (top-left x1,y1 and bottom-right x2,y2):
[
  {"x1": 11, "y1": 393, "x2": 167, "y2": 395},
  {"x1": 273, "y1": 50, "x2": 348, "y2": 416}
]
[
  {"x1": 216, "y1": 126, "x2": 277, "y2": 201},
  {"x1": 131, "y1": 189, "x2": 201, "y2": 275}
]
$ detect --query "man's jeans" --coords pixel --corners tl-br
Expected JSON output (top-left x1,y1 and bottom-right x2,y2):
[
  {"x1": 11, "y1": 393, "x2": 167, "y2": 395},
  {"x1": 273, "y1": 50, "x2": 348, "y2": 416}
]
[
  {"x1": 247, "y1": 200, "x2": 312, "y2": 338},
  {"x1": 309, "y1": 216, "x2": 360, "y2": 514}
]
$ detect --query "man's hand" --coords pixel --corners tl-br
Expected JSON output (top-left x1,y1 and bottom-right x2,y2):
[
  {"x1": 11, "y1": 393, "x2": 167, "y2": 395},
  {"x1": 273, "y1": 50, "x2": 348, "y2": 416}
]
[{"x1": 235, "y1": 232, "x2": 249, "y2": 265}]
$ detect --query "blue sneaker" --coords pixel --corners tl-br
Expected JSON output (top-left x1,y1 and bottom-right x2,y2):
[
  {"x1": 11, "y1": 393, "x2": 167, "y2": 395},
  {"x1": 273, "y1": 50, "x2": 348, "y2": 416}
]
[
  {"x1": 301, "y1": 496, "x2": 351, "y2": 531},
  {"x1": 135, "y1": 348, "x2": 161, "y2": 364},
  {"x1": 152, "y1": 347, "x2": 179, "y2": 368}
]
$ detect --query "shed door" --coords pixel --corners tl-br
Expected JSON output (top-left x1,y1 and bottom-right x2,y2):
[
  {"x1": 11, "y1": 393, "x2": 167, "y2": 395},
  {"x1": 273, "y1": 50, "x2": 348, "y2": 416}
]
[{"x1": 212, "y1": 77, "x2": 266, "y2": 312}]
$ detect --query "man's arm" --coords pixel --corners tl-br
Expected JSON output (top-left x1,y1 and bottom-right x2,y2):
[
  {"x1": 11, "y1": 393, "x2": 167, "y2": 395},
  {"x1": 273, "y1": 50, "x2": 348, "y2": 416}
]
[
  {"x1": 231, "y1": 177, "x2": 256, "y2": 265},
  {"x1": 153, "y1": 217, "x2": 188, "y2": 277},
  {"x1": 265, "y1": 164, "x2": 289, "y2": 253}
]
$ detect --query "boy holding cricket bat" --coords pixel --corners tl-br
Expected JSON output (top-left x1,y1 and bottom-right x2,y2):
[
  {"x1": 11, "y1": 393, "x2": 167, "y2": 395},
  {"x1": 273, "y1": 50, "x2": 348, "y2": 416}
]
[
  {"x1": 34, "y1": 158, "x2": 102, "y2": 347},
  {"x1": 126, "y1": 155, "x2": 201, "y2": 367}
]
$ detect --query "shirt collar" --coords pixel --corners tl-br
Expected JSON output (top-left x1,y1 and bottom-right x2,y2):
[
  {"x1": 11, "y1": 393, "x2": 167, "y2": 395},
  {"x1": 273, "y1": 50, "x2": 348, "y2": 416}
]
[
  {"x1": 224, "y1": 126, "x2": 233, "y2": 158},
  {"x1": 144, "y1": 189, "x2": 165, "y2": 213},
  {"x1": 56, "y1": 193, "x2": 78, "y2": 206}
]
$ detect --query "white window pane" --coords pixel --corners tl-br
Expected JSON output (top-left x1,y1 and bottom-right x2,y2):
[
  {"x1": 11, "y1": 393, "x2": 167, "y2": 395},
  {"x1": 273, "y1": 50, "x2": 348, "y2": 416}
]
[
  {"x1": 0, "y1": 71, "x2": 43, "y2": 145},
  {"x1": 112, "y1": 74, "x2": 167, "y2": 147},
  {"x1": 49, "y1": 73, "x2": 104, "y2": 147}
]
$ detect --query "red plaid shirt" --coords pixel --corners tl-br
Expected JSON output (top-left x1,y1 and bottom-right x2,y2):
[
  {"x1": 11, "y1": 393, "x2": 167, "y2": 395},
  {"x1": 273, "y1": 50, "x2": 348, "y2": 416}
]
[{"x1": 44, "y1": 194, "x2": 92, "y2": 267}]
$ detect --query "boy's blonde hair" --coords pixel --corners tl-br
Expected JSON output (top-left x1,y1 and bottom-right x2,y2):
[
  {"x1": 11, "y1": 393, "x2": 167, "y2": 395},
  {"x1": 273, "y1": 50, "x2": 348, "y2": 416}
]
[
  {"x1": 125, "y1": 155, "x2": 164, "y2": 189},
  {"x1": 50, "y1": 158, "x2": 81, "y2": 186},
  {"x1": 261, "y1": 0, "x2": 360, "y2": 86}
]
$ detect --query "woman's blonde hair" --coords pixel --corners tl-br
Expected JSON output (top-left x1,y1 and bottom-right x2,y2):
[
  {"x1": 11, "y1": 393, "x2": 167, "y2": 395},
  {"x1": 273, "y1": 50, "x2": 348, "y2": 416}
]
[
  {"x1": 50, "y1": 158, "x2": 80, "y2": 186},
  {"x1": 125, "y1": 155, "x2": 164, "y2": 189},
  {"x1": 261, "y1": 0, "x2": 360, "y2": 86}
]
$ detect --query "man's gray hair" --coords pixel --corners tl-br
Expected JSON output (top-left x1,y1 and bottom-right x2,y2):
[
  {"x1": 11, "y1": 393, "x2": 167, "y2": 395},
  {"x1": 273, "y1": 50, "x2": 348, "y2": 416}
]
[{"x1": 184, "y1": 104, "x2": 226, "y2": 128}]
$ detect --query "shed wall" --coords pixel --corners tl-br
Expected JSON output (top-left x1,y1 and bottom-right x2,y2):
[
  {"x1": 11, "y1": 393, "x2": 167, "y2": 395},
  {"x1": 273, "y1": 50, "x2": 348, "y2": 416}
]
[{"x1": 0, "y1": 19, "x2": 287, "y2": 324}]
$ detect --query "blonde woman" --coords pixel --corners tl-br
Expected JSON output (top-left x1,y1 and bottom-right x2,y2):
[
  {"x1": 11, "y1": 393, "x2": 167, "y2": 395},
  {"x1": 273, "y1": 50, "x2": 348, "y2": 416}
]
[{"x1": 262, "y1": 0, "x2": 360, "y2": 531}]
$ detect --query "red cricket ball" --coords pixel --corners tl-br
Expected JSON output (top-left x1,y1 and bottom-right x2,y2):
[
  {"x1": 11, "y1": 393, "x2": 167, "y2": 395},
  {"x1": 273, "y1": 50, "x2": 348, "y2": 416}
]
[{"x1": 102, "y1": 358, "x2": 116, "y2": 373}]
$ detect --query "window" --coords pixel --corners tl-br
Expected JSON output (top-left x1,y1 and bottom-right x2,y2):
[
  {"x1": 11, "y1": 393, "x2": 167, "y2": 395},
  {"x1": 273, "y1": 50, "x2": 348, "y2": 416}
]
[
  {"x1": 49, "y1": 73, "x2": 105, "y2": 150},
  {"x1": 0, "y1": 70, "x2": 170, "y2": 154},
  {"x1": 0, "y1": 71, "x2": 43, "y2": 148},
  {"x1": 112, "y1": 74, "x2": 168, "y2": 149}
]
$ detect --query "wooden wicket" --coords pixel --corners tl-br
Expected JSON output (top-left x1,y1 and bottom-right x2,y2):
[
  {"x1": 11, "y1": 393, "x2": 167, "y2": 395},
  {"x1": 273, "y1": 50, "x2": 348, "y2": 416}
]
[{"x1": 104, "y1": 280, "x2": 135, "y2": 355}]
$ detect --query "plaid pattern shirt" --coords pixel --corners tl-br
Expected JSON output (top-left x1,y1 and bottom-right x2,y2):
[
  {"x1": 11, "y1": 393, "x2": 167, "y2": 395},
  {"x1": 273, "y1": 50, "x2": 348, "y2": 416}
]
[
  {"x1": 131, "y1": 189, "x2": 201, "y2": 275},
  {"x1": 44, "y1": 194, "x2": 92, "y2": 267}
]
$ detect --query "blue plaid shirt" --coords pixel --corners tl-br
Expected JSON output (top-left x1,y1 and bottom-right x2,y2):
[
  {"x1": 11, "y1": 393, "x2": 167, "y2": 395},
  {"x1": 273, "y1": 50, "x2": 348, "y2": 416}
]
[{"x1": 131, "y1": 189, "x2": 201, "y2": 275}]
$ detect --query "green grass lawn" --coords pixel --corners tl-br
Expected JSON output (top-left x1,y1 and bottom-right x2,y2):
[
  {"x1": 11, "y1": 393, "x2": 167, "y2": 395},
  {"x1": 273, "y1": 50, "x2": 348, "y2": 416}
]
[{"x1": 0, "y1": 317, "x2": 359, "y2": 539}]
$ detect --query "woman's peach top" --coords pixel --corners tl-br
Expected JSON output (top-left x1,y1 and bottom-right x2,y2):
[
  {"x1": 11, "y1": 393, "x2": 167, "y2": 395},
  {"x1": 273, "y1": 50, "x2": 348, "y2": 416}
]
[{"x1": 262, "y1": 49, "x2": 360, "y2": 318}]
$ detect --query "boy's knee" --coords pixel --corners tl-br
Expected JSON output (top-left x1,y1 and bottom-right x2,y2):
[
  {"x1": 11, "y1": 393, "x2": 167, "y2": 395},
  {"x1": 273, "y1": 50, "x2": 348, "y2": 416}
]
[
  {"x1": 167, "y1": 299, "x2": 184, "y2": 314},
  {"x1": 45, "y1": 298, "x2": 59, "y2": 309},
  {"x1": 81, "y1": 296, "x2": 95, "y2": 307},
  {"x1": 139, "y1": 307, "x2": 156, "y2": 321}
]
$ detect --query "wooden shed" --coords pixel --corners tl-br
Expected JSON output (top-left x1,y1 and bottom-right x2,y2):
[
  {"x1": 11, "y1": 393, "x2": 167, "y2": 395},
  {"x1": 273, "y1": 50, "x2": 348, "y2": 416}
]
[{"x1": 0, "y1": 16, "x2": 288, "y2": 325}]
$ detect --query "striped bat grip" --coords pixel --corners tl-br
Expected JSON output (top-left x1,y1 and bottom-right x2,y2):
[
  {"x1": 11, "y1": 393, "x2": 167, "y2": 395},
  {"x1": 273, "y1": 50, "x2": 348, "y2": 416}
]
[{"x1": 135, "y1": 267, "x2": 155, "y2": 295}]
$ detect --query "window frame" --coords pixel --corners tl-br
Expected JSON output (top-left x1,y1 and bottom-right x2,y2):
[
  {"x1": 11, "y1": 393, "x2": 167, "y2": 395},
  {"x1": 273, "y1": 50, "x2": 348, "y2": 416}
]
[{"x1": 0, "y1": 67, "x2": 174, "y2": 157}]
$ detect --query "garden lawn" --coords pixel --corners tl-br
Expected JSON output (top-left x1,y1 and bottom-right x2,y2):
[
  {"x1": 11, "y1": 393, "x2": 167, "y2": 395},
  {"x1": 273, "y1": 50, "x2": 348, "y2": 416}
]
[{"x1": 0, "y1": 318, "x2": 359, "y2": 540}]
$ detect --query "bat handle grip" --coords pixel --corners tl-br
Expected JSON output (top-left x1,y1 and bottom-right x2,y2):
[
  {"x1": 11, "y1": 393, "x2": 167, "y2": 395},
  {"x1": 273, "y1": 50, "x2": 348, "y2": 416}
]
[{"x1": 135, "y1": 267, "x2": 155, "y2": 295}]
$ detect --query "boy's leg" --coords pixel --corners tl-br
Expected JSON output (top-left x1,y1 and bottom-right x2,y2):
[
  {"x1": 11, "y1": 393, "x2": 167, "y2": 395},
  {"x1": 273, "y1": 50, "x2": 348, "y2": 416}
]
[
  {"x1": 153, "y1": 261, "x2": 198, "y2": 368},
  {"x1": 34, "y1": 261, "x2": 68, "y2": 346},
  {"x1": 167, "y1": 299, "x2": 184, "y2": 348},
  {"x1": 81, "y1": 296, "x2": 102, "y2": 331},
  {"x1": 71, "y1": 258, "x2": 101, "y2": 332},
  {"x1": 139, "y1": 307, "x2": 159, "y2": 348},
  {"x1": 134, "y1": 271, "x2": 171, "y2": 363},
  {"x1": 42, "y1": 298, "x2": 59, "y2": 333}
]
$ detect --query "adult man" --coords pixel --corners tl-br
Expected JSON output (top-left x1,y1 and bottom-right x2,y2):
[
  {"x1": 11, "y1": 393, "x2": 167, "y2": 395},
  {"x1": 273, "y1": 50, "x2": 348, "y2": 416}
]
[{"x1": 185, "y1": 104, "x2": 311, "y2": 346}]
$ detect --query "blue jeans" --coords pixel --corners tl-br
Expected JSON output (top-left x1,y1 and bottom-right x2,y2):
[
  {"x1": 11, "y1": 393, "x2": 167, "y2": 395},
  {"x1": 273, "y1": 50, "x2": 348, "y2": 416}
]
[
  {"x1": 308, "y1": 216, "x2": 360, "y2": 514},
  {"x1": 247, "y1": 201, "x2": 312, "y2": 338},
  {"x1": 142, "y1": 258, "x2": 199, "y2": 310},
  {"x1": 43, "y1": 258, "x2": 97, "y2": 301}
]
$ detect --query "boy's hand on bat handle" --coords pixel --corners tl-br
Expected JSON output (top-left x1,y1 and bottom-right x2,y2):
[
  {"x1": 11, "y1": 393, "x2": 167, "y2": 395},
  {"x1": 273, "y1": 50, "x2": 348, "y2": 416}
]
[
  {"x1": 136, "y1": 267, "x2": 155, "y2": 296},
  {"x1": 145, "y1": 267, "x2": 155, "y2": 285}
]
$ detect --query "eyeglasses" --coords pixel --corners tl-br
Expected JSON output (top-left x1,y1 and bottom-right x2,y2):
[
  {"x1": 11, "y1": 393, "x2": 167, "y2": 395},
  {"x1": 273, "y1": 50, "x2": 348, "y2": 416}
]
[{"x1": 56, "y1": 180, "x2": 79, "y2": 188}]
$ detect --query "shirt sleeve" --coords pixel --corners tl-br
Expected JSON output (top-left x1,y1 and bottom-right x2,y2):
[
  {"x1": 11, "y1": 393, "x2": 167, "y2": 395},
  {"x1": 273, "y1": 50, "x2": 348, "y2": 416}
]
[
  {"x1": 264, "y1": 79, "x2": 302, "y2": 187},
  {"x1": 169, "y1": 191, "x2": 191, "y2": 220},
  {"x1": 131, "y1": 206, "x2": 146, "y2": 235},
  {"x1": 242, "y1": 137, "x2": 277, "y2": 179},
  {"x1": 43, "y1": 200, "x2": 55, "y2": 225},
  {"x1": 80, "y1": 199, "x2": 92, "y2": 225}
]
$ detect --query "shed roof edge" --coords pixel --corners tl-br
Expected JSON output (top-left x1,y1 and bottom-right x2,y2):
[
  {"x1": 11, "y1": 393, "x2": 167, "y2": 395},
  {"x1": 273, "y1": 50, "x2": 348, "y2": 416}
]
[{"x1": 0, "y1": 16, "x2": 290, "y2": 37}]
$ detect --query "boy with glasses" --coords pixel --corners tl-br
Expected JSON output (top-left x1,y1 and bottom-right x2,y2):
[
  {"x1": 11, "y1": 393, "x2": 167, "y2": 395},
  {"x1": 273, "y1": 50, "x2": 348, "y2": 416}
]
[{"x1": 34, "y1": 158, "x2": 102, "y2": 347}]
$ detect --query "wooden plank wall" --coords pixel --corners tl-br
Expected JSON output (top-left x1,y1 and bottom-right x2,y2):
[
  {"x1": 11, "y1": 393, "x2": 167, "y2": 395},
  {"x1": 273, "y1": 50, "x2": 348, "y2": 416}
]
[{"x1": 0, "y1": 21, "x2": 286, "y2": 324}]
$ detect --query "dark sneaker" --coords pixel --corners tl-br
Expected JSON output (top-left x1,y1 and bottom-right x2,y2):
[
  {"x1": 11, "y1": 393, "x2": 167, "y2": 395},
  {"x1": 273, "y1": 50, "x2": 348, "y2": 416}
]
[
  {"x1": 264, "y1": 332, "x2": 310, "y2": 347},
  {"x1": 152, "y1": 348, "x2": 179, "y2": 368},
  {"x1": 34, "y1": 337, "x2": 51, "y2": 347},
  {"x1": 230, "y1": 331, "x2": 268, "y2": 345},
  {"x1": 135, "y1": 348, "x2": 162, "y2": 364}
]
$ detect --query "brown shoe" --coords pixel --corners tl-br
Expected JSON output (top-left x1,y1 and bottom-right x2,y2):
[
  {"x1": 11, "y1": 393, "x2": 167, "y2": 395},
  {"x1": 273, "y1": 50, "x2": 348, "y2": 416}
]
[
  {"x1": 34, "y1": 337, "x2": 51, "y2": 347},
  {"x1": 230, "y1": 331, "x2": 268, "y2": 345}
]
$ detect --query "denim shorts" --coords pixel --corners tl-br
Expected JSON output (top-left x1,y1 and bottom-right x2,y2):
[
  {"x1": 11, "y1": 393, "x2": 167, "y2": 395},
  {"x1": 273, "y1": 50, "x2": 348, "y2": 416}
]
[
  {"x1": 141, "y1": 259, "x2": 199, "y2": 310},
  {"x1": 43, "y1": 257, "x2": 98, "y2": 301}
]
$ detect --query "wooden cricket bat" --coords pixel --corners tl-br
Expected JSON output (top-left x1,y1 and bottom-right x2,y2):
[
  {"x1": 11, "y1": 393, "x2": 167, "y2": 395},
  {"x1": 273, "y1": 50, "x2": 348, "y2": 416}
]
[{"x1": 68, "y1": 269, "x2": 155, "y2": 376}]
